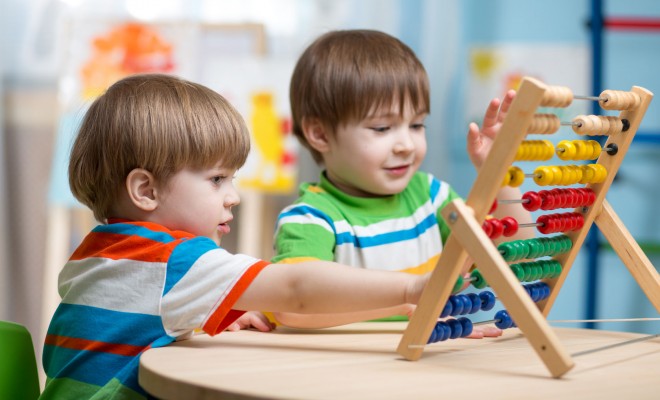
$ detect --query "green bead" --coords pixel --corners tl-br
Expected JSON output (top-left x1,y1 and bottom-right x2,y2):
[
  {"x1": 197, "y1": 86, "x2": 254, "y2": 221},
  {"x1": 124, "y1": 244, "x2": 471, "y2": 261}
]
[
  {"x1": 510, "y1": 263, "x2": 524, "y2": 281},
  {"x1": 541, "y1": 261, "x2": 553, "y2": 279},
  {"x1": 470, "y1": 269, "x2": 488, "y2": 289},
  {"x1": 521, "y1": 263, "x2": 532, "y2": 281},
  {"x1": 452, "y1": 275, "x2": 464, "y2": 293},
  {"x1": 552, "y1": 261, "x2": 563, "y2": 278},
  {"x1": 498, "y1": 243, "x2": 515, "y2": 261}
]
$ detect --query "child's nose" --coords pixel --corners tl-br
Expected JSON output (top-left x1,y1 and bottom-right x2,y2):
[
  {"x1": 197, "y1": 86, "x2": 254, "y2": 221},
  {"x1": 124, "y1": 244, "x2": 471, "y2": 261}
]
[
  {"x1": 393, "y1": 131, "x2": 415, "y2": 153},
  {"x1": 224, "y1": 186, "x2": 241, "y2": 208}
]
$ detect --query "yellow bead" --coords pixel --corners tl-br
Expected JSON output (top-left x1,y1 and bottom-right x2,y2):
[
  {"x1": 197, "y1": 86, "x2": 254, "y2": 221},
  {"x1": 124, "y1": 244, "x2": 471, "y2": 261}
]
[
  {"x1": 509, "y1": 166, "x2": 524, "y2": 187},
  {"x1": 556, "y1": 140, "x2": 576, "y2": 160},
  {"x1": 502, "y1": 168, "x2": 512, "y2": 186},
  {"x1": 533, "y1": 166, "x2": 553, "y2": 186},
  {"x1": 589, "y1": 140, "x2": 602, "y2": 160}
]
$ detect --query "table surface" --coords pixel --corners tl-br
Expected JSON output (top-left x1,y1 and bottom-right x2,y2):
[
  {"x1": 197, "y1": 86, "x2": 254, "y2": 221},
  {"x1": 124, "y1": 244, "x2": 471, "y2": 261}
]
[{"x1": 139, "y1": 322, "x2": 660, "y2": 400}]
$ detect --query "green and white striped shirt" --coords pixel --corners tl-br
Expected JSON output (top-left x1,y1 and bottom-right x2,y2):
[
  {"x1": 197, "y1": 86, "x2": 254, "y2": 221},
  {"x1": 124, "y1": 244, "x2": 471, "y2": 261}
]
[{"x1": 272, "y1": 171, "x2": 460, "y2": 275}]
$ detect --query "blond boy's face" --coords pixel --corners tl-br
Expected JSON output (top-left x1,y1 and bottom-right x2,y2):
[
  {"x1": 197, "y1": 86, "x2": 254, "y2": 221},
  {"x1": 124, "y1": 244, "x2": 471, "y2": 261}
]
[
  {"x1": 154, "y1": 163, "x2": 240, "y2": 246},
  {"x1": 323, "y1": 102, "x2": 427, "y2": 197}
]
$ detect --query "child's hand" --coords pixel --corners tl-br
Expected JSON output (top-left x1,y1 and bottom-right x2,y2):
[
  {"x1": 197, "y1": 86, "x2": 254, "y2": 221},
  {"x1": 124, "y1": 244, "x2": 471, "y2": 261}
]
[
  {"x1": 225, "y1": 311, "x2": 276, "y2": 332},
  {"x1": 465, "y1": 324, "x2": 503, "y2": 339},
  {"x1": 467, "y1": 90, "x2": 516, "y2": 169}
]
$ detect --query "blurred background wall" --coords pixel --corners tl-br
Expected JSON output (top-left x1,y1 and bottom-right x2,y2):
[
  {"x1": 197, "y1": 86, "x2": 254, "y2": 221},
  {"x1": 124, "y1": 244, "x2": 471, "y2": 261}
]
[{"x1": 1, "y1": 0, "x2": 660, "y2": 386}]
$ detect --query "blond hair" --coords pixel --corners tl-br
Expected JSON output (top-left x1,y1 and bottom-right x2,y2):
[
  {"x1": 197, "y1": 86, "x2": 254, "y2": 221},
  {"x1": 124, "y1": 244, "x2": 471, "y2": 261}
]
[
  {"x1": 290, "y1": 30, "x2": 430, "y2": 164},
  {"x1": 69, "y1": 73, "x2": 250, "y2": 222}
]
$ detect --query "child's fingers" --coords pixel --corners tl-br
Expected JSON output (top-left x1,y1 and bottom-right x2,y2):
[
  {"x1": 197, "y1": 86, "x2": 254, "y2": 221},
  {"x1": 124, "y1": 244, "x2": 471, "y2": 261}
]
[
  {"x1": 482, "y1": 98, "x2": 502, "y2": 127},
  {"x1": 465, "y1": 330, "x2": 485, "y2": 339},
  {"x1": 497, "y1": 90, "x2": 516, "y2": 121},
  {"x1": 250, "y1": 314, "x2": 277, "y2": 332},
  {"x1": 225, "y1": 322, "x2": 240, "y2": 332},
  {"x1": 479, "y1": 325, "x2": 503, "y2": 337},
  {"x1": 467, "y1": 122, "x2": 481, "y2": 142}
]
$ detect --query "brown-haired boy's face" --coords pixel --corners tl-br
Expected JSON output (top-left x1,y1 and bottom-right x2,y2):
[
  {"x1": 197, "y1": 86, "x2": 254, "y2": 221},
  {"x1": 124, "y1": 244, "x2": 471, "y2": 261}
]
[
  {"x1": 150, "y1": 162, "x2": 240, "y2": 245},
  {"x1": 322, "y1": 100, "x2": 427, "y2": 198}
]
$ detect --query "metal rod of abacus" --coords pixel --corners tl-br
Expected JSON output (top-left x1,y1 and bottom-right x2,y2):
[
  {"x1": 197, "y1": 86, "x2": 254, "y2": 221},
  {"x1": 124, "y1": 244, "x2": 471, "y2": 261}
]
[
  {"x1": 517, "y1": 222, "x2": 542, "y2": 229},
  {"x1": 498, "y1": 199, "x2": 529, "y2": 205},
  {"x1": 571, "y1": 333, "x2": 660, "y2": 357},
  {"x1": 573, "y1": 95, "x2": 603, "y2": 101}
]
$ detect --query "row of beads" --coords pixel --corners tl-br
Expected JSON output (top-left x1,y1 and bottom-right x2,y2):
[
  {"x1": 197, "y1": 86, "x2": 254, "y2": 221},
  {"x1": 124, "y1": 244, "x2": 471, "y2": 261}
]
[
  {"x1": 537, "y1": 212, "x2": 585, "y2": 234},
  {"x1": 522, "y1": 188, "x2": 595, "y2": 211},
  {"x1": 430, "y1": 283, "x2": 552, "y2": 342},
  {"x1": 540, "y1": 86, "x2": 640, "y2": 111},
  {"x1": 471, "y1": 260, "x2": 561, "y2": 288},
  {"x1": 527, "y1": 113, "x2": 629, "y2": 135},
  {"x1": 572, "y1": 115, "x2": 626, "y2": 136},
  {"x1": 509, "y1": 260, "x2": 562, "y2": 283},
  {"x1": 427, "y1": 317, "x2": 473, "y2": 343},
  {"x1": 440, "y1": 291, "x2": 496, "y2": 318},
  {"x1": 514, "y1": 139, "x2": 603, "y2": 162},
  {"x1": 498, "y1": 235, "x2": 573, "y2": 262},
  {"x1": 482, "y1": 216, "x2": 519, "y2": 239},
  {"x1": 556, "y1": 140, "x2": 602, "y2": 161},
  {"x1": 533, "y1": 164, "x2": 607, "y2": 186}
]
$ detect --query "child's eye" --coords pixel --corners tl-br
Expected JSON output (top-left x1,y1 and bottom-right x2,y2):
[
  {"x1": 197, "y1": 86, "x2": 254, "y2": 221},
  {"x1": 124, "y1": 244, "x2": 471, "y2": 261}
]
[
  {"x1": 211, "y1": 176, "x2": 226, "y2": 185},
  {"x1": 411, "y1": 123, "x2": 426, "y2": 130},
  {"x1": 371, "y1": 126, "x2": 390, "y2": 133}
]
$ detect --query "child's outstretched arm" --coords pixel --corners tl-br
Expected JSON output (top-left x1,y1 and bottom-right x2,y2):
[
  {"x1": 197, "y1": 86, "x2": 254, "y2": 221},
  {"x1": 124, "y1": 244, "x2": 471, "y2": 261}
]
[{"x1": 233, "y1": 261, "x2": 428, "y2": 318}]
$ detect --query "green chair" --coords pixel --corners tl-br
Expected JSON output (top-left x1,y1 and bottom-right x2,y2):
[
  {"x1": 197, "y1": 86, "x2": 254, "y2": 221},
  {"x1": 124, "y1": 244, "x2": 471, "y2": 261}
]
[{"x1": 0, "y1": 320, "x2": 40, "y2": 400}]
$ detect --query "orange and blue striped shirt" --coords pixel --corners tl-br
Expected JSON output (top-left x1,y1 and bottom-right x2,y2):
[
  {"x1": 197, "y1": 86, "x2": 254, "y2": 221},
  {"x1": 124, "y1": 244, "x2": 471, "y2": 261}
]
[{"x1": 41, "y1": 220, "x2": 269, "y2": 399}]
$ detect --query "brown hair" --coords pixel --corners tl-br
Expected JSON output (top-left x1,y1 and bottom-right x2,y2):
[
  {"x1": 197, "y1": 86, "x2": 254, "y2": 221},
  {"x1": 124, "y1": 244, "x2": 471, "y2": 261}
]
[
  {"x1": 68, "y1": 73, "x2": 250, "y2": 222},
  {"x1": 289, "y1": 29, "x2": 430, "y2": 164}
]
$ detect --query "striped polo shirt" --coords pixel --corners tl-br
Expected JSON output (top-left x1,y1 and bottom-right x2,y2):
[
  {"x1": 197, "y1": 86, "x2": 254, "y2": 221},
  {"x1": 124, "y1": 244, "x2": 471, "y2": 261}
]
[
  {"x1": 41, "y1": 220, "x2": 269, "y2": 399},
  {"x1": 273, "y1": 171, "x2": 460, "y2": 275}
]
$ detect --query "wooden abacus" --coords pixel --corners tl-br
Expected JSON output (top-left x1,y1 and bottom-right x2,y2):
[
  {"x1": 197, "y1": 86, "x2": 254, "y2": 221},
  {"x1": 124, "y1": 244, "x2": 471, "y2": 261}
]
[{"x1": 397, "y1": 77, "x2": 659, "y2": 378}]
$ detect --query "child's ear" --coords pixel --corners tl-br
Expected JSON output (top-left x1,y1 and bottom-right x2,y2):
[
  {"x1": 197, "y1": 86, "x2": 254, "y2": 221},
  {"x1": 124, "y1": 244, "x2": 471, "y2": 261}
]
[
  {"x1": 302, "y1": 117, "x2": 331, "y2": 153},
  {"x1": 126, "y1": 168, "x2": 158, "y2": 211}
]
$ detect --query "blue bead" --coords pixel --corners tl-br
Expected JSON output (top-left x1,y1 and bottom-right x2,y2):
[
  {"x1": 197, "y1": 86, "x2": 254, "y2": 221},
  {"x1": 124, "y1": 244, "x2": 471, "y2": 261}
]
[
  {"x1": 479, "y1": 290, "x2": 496, "y2": 311},
  {"x1": 540, "y1": 283, "x2": 551, "y2": 300},
  {"x1": 427, "y1": 326, "x2": 438, "y2": 344},
  {"x1": 450, "y1": 296, "x2": 464, "y2": 316},
  {"x1": 439, "y1": 322, "x2": 452, "y2": 342},
  {"x1": 440, "y1": 300, "x2": 453, "y2": 318},
  {"x1": 530, "y1": 286, "x2": 540, "y2": 302},
  {"x1": 494, "y1": 310, "x2": 513, "y2": 329},
  {"x1": 467, "y1": 293, "x2": 481, "y2": 314},
  {"x1": 447, "y1": 319, "x2": 463, "y2": 339},
  {"x1": 459, "y1": 295, "x2": 472, "y2": 315},
  {"x1": 458, "y1": 317, "x2": 473, "y2": 337}
]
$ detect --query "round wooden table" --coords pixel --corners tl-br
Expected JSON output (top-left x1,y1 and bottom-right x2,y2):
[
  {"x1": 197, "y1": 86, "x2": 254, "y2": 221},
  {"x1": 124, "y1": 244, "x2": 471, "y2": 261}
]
[{"x1": 139, "y1": 322, "x2": 660, "y2": 399}]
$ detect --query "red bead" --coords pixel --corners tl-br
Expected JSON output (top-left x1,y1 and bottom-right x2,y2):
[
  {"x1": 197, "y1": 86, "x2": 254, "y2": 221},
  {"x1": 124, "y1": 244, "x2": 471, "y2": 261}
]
[
  {"x1": 482, "y1": 219, "x2": 494, "y2": 238},
  {"x1": 537, "y1": 215, "x2": 552, "y2": 234},
  {"x1": 567, "y1": 188, "x2": 580, "y2": 207},
  {"x1": 489, "y1": 199, "x2": 498, "y2": 213},
  {"x1": 522, "y1": 191, "x2": 542, "y2": 211},
  {"x1": 489, "y1": 218, "x2": 504, "y2": 239},
  {"x1": 501, "y1": 216, "x2": 519, "y2": 237},
  {"x1": 584, "y1": 189, "x2": 596, "y2": 206},
  {"x1": 539, "y1": 190, "x2": 554, "y2": 210}
]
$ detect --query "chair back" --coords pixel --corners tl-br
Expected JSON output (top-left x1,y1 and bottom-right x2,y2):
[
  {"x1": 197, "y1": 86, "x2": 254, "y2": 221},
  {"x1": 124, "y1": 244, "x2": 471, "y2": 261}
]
[{"x1": 0, "y1": 320, "x2": 40, "y2": 400}]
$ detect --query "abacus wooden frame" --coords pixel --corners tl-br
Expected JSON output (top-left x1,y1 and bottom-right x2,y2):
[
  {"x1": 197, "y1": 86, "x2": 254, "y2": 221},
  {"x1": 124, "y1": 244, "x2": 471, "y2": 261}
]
[{"x1": 396, "y1": 77, "x2": 657, "y2": 378}]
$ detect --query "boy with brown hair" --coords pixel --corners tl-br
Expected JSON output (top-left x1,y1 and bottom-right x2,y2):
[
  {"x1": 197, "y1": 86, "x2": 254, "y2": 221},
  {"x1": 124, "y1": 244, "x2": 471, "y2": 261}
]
[
  {"x1": 272, "y1": 30, "x2": 530, "y2": 331},
  {"x1": 40, "y1": 73, "x2": 430, "y2": 399}
]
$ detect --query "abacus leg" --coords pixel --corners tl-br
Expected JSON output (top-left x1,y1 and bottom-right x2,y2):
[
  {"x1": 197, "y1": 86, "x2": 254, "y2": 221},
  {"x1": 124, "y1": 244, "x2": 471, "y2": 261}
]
[
  {"x1": 397, "y1": 234, "x2": 468, "y2": 360},
  {"x1": 442, "y1": 200, "x2": 574, "y2": 378},
  {"x1": 595, "y1": 200, "x2": 660, "y2": 313}
]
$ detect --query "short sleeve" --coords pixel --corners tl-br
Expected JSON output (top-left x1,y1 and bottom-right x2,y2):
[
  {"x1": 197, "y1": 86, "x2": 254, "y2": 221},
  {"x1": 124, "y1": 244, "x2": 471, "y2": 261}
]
[
  {"x1": 272, "y1": 203, "x2": 337, "y2": 263},
  {"x1": 160, "y1": 237, "x2": 269, "y2": 336}
]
